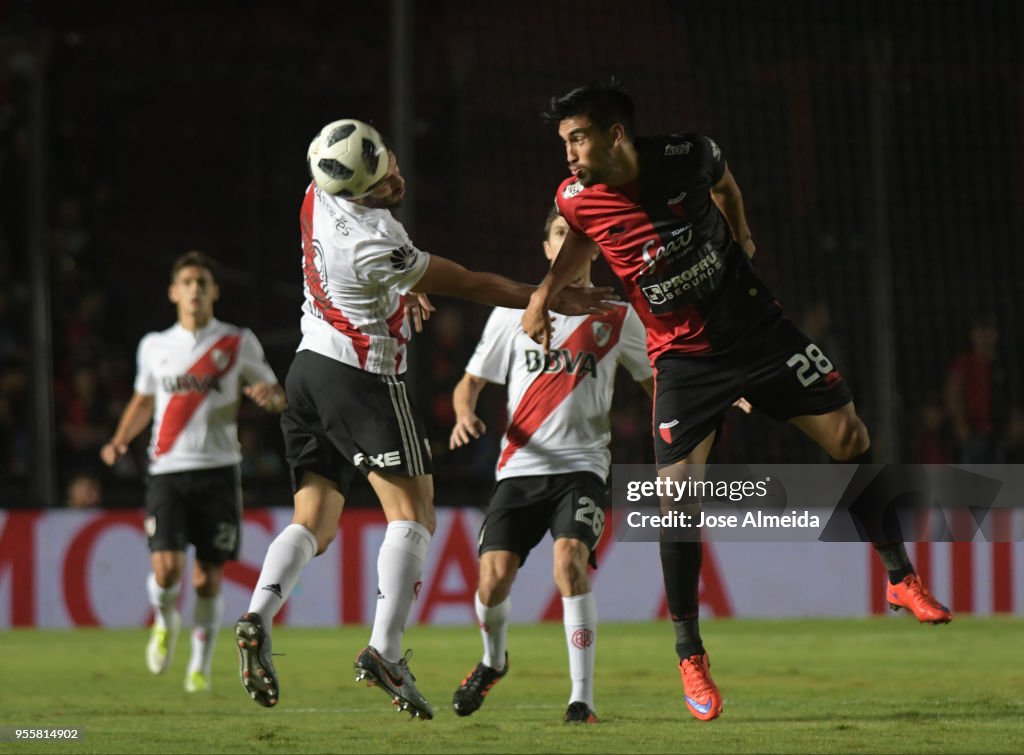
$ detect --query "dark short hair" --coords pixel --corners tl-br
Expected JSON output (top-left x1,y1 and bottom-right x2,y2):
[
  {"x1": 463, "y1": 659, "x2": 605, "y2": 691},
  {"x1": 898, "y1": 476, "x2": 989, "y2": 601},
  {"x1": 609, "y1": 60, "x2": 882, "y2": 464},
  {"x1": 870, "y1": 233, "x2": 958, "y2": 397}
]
[
  {"x1": 170, "y1": 250, "x2": 219, "y2": 283},
  {"x1": 542, "y1": 78, "x2": 635, "y2": 138},
  {"x1": 543, "y1": 205, "x2": 563, "y2": 239}
]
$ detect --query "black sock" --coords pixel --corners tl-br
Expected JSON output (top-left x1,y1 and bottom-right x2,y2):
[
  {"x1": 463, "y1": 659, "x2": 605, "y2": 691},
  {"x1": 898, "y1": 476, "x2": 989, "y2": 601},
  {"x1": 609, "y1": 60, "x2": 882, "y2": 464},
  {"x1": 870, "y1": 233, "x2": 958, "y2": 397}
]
[
  {"x1": 660, "y1": 540, "x2": 703, "y2": 660},
  {"x1": 873, "y1": 542, "x2": 915, "y2": 584},
  {"x1": 830, "y1": 447, "x2": 916, "y2": 583}
]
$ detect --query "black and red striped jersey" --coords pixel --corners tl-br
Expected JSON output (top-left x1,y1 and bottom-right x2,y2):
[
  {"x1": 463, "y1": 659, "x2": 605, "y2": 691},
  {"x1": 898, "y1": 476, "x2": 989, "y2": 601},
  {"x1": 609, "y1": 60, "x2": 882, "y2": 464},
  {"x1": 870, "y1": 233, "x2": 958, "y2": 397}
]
[{"x1": 556, "y1": 133, "x2": 779, "y2": 361}]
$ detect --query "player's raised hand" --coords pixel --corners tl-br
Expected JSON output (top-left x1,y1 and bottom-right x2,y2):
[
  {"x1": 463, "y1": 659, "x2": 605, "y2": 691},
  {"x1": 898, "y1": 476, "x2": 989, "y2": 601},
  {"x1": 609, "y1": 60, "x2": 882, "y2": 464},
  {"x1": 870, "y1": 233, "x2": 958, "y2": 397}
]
[
  {"x1": 244, "y1": 382, "x2": 287, "y2": 413},
  {"x1": 405, "y1": 292, "x2": 435, "y2": 333},
  {"x1": 450, "y1": 413, "x2": 487, "y2": 449}
]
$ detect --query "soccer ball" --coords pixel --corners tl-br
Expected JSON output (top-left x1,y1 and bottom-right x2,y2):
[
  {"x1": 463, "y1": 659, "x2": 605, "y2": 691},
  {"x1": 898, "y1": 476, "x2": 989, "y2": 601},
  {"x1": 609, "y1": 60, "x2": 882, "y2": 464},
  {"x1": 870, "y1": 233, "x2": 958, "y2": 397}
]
[{"x1": 307, "y1": 119, "x2": 388, "y2": 198}]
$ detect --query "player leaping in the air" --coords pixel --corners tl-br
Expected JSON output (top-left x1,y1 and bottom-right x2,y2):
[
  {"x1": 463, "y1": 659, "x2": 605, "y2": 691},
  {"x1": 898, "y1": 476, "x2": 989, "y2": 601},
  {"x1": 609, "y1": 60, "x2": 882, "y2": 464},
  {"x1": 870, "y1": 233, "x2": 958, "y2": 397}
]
[
  {"x1": 449, "y1": 207, "x2": 654, "y2": 724},
  {"x1": 521, "y1": 80, "x2": 951, "y2": 722}
]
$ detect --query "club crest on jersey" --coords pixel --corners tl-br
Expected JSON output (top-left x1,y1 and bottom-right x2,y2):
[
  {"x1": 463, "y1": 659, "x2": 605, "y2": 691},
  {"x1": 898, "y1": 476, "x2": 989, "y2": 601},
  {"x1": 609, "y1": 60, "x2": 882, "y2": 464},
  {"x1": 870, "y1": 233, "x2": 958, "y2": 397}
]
[
  {"x1": 592, "y1": 321, "x2": 612, "y2": 348},
  {"x1": 211, "y1": 348, "x2": 229, "y2": 370},
  {"x1": 525, "y1": 349, "x2": 597, "y2": 378},
  {"x1": 562, "y1": 180, "x2": 584, "y2": 199}
]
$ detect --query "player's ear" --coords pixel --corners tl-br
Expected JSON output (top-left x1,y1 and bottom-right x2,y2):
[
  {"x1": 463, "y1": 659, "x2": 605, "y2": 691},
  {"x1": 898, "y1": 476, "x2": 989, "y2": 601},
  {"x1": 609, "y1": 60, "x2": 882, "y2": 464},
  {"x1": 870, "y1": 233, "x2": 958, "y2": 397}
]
[
  {"x1": 211, "y1": 283, "x2": 221, "y2": 304},
  {"x1": 167, "y1": 283, "x2": 178, "y2": 304},
  {"x1": 610, "y1": 122, "x2": 626, "y2": 146}
]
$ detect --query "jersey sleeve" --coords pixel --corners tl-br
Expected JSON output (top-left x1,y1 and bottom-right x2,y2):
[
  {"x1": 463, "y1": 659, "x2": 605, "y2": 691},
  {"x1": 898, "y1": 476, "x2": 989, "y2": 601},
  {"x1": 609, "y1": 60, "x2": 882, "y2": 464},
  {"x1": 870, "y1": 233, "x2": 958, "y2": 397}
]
[
  {"x1": 133, "y1": 334, "x2": 157, "y2": 396},
  {"x1": 464, "y1": 308, "x2": 517, "y2": 385},
  {"x1": 617, "y1": 306, "x2": 654, "y2": 381},
  {"x1": 694, "y1": 133, "x2": 726, "y2": 186},
  {"x1": 237, "y1": 329, "x2": 279, "y2": 386},
  {"x1": 354, "y1": 220, "x2": 431, "y2": 294}
]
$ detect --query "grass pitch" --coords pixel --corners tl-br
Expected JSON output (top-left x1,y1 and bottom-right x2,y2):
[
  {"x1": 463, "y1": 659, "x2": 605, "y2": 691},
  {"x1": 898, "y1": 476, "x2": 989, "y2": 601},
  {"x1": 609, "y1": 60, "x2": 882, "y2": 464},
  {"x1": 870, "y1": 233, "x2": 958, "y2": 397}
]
[{"x1": 3, "y1": 618, "x2": 1023, "y2": 753}]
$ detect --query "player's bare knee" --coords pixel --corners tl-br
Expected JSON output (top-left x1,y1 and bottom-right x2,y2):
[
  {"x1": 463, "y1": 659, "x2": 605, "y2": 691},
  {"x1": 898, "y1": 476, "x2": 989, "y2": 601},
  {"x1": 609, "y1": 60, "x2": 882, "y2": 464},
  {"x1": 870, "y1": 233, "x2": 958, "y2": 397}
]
[
  {"x1": 478, "y1": 553, "x2": 517, "y2": 603},
  {"x1": 152, "y1": 555, "x2": 182, "y2": 586},
  {"x1": 553, "y1": 539, "x2": 590, "y2": 595},
  {"x1": 193, "y1": 564, "x2": 222, "y2": 597}
]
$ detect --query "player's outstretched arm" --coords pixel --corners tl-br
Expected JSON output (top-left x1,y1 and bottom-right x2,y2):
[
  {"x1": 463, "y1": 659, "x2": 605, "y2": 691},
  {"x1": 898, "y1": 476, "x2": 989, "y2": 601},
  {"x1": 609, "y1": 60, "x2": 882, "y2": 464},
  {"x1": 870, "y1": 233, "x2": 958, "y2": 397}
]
[
  {"x1": 412, "y1": 255, "x2": 616, "y2": 313},
  {"x1": 100, "y1": 392, "x2": 155, "y2": 466},
  {"x1": 243, "y1": 382, "x2": 287, "y2": 414},
  {"x1": 521, "y1": 229, "x2": 600, "y2": 351},
  {"x1": 711, "y1": 164, "x2": 756, "y2": 259},
  {"x1": 450, "y1": 372, "x2": 490, "y2": 450}
]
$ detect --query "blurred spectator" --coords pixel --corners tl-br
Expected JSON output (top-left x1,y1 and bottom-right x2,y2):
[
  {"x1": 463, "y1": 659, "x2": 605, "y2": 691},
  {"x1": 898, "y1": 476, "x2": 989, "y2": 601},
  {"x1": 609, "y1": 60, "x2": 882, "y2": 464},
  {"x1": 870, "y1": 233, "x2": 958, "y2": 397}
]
[
  {"x1": 59, "y1": 363, "x2": 111, "y2": 472},
  {"x1": 944, "y1": 314, "x2": 1006, "y2": 463},
  {"x1": 65, "y1": 471, "x2": 103, "y2": 508},
  {"x1": 239, "y1": 422, "x2": 284, "y2": 481},
  {"x1": 1004, "y1": 406, "x2": 1024, "y2": 465},
  {"x1": 912, "y1": 393, "x2": 954, "y2": 464},
  {"x1": 0, "y1": 363, "x2": 31, "y2": 477}
]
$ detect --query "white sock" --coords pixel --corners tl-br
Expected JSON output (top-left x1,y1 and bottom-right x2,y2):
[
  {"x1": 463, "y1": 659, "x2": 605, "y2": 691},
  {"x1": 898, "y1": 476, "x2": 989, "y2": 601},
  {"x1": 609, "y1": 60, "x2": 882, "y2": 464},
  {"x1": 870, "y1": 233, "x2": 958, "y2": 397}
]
[
  {"x1": 247, "y1": 524, "x2": 317, "y2": 624},
  {"x1": 563, "y1": 592, "x2": 597, "y2": 709},
  {"x1": 147, "y1": 572, "x2": 181, "y2": 629},
  {"x1": 475, "y1": 593, "x2": 511, "y2": 670},
  {"x1": 368, "y1": 520, "x2": 431, "y2": 662},
  {"x1": 188, "y1": 593, "x2": 224, "y2": 676}
]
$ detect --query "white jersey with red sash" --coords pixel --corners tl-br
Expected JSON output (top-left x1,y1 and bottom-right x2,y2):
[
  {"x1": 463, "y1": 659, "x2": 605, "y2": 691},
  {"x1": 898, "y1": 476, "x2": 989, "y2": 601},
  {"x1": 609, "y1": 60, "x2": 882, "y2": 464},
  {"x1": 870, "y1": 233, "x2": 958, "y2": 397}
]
[
  {"x1": 134, "y1": 319, "x2": 279, "y2": 475},
  {"x1": 466, "y1": 302, "x2": 651, "y2": 481},
  {"x1": 296, "y1": 183, "x2": 430, "y2": 376}
]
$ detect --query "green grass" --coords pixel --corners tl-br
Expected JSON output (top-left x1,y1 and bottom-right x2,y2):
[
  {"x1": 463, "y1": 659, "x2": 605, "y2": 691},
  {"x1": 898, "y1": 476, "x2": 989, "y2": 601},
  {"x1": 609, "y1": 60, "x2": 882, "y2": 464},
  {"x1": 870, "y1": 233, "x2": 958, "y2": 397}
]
[{"x1": 3, "y1": 618, "x2": 1024, "y2": 753}]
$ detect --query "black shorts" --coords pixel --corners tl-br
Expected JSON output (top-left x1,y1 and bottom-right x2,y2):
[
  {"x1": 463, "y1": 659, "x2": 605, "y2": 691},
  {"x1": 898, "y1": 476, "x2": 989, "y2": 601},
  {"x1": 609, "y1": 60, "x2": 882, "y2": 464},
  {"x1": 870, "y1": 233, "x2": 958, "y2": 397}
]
[
  {"x1": 145, "y1": 465, "x2": 242, "y2": 563},
  {"x1": 653, "y1": 314, "x2": 854, "y2": 466},
  {"x1": 281, "y1": 350, "x2": 433, "y2": 496},
  {"x1": 478, "y1": 472, "x2": 607, "y2": 568}
]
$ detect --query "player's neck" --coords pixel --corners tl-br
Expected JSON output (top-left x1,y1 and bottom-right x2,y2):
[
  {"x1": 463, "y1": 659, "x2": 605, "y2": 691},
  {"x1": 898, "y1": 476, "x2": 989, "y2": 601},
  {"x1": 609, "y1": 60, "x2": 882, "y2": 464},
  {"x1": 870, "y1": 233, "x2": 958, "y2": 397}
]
[
  {"x1": 178, "y1": 312, "x2": 213, "y2": 332},
  {"x1": 606, "y1": 142, "x2": 639, "y2": 187}
]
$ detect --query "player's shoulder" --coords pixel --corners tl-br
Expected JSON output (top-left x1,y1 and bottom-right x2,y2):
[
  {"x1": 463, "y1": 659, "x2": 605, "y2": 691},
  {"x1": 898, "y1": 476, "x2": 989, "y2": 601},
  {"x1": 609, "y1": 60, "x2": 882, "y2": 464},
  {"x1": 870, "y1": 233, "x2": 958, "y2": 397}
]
[
  {"x1": 209, "y1": 320, "x2": 253, "y2": 339},
  {"x1": 486, "y1": 305, "x2": 524, "y2": 327},
  {"x1": 556, "y1": 175, "x2": 587, "y2": 206},
  {"x1": 140, "y1": 324, "x2": 178, "y2": 346},
  {"x1": 641, "y1": 132, "x2": 715, "y2": 159}
]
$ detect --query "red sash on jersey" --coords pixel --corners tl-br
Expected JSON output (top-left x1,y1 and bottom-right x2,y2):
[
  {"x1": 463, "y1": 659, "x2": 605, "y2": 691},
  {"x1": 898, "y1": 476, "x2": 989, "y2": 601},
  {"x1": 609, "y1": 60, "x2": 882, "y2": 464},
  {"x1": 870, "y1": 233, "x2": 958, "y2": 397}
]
[
  {"x1": 153, "y1": 334, "x2": 242, "y2": 457},
  {"x1": 497, "y1": 308, "x2": 627, "y2": 471}
]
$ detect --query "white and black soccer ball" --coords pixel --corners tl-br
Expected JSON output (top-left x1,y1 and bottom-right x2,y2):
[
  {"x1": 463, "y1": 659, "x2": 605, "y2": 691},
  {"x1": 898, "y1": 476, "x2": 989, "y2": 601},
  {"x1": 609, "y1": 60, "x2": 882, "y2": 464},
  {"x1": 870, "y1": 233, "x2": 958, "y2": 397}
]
[{"x1": 307, "y1": 119, "x2": 388, "y2": 198}]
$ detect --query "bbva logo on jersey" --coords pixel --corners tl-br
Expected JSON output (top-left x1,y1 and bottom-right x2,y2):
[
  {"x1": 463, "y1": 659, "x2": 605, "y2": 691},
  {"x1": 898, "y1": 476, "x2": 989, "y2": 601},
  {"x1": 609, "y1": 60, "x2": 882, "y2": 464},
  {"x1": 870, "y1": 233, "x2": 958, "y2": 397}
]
[
  {"x1": 162, "y1": 374, "x2": 222, "y2": 394},
  {"x1": 525, "y1": 349, "x2": 597, "y2": 378}
]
